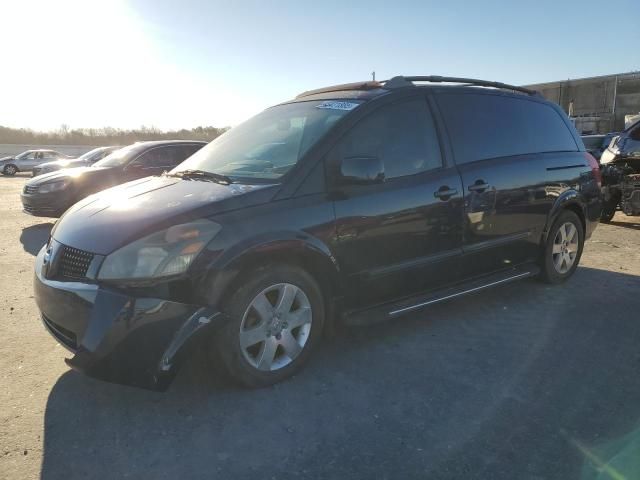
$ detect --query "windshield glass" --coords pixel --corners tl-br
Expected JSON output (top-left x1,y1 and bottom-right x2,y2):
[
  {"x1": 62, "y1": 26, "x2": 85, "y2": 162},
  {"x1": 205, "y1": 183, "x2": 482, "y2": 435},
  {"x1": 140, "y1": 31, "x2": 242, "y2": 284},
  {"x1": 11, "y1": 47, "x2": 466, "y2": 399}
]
[
  {"x1": 172, "y1": 100, "x2": 361, "y2": 181},
  {"x1": 15, "y1": 151, "x2": 33, "y2": 160},
  {"x1": 93, "y1": 144, "x2": 138, "y2": 167},
  {"x1": 76, "y1": 147, "x2": 105, "y2": 162}
]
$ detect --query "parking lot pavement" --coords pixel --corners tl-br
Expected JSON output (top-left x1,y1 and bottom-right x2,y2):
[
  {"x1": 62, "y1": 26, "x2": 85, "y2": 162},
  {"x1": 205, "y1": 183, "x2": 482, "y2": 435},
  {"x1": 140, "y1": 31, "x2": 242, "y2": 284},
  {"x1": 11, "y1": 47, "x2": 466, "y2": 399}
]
[{"x1": 1, "y1": 174, "x2": 639, "y2": 480}]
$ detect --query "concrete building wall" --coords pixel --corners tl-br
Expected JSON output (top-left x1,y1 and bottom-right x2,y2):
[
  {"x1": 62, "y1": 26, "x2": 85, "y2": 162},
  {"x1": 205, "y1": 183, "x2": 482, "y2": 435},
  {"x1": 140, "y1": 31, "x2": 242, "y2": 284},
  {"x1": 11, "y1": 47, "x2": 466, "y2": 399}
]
[{"x1": 526, "y1": 72, "x2": 640, "y2": 134}]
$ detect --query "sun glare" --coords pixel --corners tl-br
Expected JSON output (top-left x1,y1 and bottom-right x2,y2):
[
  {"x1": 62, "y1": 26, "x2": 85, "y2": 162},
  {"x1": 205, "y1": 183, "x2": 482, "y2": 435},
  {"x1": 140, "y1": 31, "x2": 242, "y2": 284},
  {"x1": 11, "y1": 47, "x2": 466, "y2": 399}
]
[{"x1": 1, "y1": 0, "x2": 260, "y2": 131}]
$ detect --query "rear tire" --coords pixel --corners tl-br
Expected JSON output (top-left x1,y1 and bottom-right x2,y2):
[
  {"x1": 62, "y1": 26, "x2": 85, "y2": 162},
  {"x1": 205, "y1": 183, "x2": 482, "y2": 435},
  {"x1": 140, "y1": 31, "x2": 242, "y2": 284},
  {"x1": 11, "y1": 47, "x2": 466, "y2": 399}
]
[
  {"x1": 600, "y1": 198, "x2": 617, "y2": 223},
  {"x1": 212, "y1": 264, "x2": 325, "y2": 388},
  {"x1": 3, "y1": 164, "x2": 17, "y2": 176},
  {"x1": 539, "y1": 210, "x2": 584, "y2": 284}
]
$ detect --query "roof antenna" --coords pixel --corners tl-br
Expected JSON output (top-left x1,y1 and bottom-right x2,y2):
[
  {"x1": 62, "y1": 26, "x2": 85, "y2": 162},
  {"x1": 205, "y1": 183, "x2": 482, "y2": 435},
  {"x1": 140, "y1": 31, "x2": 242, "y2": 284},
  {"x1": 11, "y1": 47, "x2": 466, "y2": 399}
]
[{"x1": 371, "y1": 71, "x2": 376, "y2": 82}]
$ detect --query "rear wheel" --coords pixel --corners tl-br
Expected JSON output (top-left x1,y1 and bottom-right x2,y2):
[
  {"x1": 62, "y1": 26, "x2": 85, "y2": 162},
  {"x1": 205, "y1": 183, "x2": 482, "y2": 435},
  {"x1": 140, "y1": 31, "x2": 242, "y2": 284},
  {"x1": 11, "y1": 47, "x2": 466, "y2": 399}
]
[
  {"x1": 539, "y1": 210, "x2": 584, "y2": 284},
  {"x1": 213, "y1": 265, "x2": 325, "y2": 387},
  {"x1": 3, "y1": 164, "x2": 17, "y2": 176}
]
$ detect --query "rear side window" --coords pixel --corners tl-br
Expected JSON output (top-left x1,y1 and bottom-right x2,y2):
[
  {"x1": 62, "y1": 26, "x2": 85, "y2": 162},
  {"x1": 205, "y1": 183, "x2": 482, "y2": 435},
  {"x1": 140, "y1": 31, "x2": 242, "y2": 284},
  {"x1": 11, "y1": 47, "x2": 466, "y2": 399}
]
[
  {"x1": 437, "y1": 93, "x2": 577, "y2": 164},
  {"x1": 332, "y1": 98, "x2": 442, "y2": 179}
]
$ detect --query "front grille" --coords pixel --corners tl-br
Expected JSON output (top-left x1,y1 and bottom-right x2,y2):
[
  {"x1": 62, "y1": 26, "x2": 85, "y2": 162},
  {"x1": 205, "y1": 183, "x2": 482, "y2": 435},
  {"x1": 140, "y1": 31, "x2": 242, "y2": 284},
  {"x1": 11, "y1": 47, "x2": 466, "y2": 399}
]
[
  {"x1": 42, "y1": 314, "x2": 77, "y2": 350},
  {"x1": 23, "y1": 184, "x2": 39, "y2": 194},
  {"x1": 59, "y1": 246, "x2": 94, "y2": 280},
  {"x1": 23, "y1": 204, "x2": 57, "y2": 216}
]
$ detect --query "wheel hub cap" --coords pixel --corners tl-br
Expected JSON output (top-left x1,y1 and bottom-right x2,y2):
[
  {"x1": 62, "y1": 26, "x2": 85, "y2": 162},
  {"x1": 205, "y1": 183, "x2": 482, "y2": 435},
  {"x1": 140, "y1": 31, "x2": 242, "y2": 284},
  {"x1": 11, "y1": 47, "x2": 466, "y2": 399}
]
[
  {"x1": 239, "y1": 283, "x2": 313, "y2": 371},
  {"x1": 552, "y1": 222, "x2": 579, "y2": 274}
]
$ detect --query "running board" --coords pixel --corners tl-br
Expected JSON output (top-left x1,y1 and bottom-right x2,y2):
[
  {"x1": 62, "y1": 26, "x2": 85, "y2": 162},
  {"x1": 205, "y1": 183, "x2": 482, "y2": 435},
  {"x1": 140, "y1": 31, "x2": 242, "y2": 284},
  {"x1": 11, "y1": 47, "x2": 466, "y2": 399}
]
[{"x1": 343, "y1": 264, "x2": 540, "y2": 326}]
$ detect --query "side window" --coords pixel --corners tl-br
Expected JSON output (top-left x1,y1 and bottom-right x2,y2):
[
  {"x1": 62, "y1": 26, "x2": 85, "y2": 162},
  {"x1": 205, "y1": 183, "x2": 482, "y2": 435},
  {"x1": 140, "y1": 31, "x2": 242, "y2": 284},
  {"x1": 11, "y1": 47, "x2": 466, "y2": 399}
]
[
  {"x1": 178, "y1": 144, "x2": 204, "y2": 161},
  {"x1": 436, "y1": 93, "x2": 578, "y2": 165},
  {"x1": 136, "y1": 146, "x2": 194, "y2": 168},
  {"x1": 332, "y1": 98, "x2": 442, "y2": 180},
  {"x1": 135, "y1": 148, "x2": 165, "y2": 168}
]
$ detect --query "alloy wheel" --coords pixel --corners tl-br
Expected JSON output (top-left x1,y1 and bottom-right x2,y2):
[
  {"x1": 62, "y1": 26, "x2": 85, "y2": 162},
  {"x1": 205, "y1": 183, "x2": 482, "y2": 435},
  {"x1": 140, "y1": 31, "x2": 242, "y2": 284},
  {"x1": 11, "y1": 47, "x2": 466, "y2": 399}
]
[
  {"x1": 552, "y1": 222, "x2": 579, "y2": 274},
  {"x1": 239, "y1": 283, "x2": 313, "y2": 371}
]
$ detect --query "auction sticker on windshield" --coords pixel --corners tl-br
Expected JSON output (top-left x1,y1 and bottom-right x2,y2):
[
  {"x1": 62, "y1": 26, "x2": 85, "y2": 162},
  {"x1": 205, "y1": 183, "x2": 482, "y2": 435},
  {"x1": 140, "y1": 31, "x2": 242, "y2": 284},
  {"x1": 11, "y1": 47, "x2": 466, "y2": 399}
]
[{"x1": 316, "y1": 101, "x2": 360, "y2": 111}]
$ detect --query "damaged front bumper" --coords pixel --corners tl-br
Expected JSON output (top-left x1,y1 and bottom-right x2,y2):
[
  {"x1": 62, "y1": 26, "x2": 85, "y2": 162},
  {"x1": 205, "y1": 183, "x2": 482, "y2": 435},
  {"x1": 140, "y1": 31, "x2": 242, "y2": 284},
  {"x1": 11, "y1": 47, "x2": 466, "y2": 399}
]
[{"x1": 34, "y1": 245, "x2": 222, "y2": 391}]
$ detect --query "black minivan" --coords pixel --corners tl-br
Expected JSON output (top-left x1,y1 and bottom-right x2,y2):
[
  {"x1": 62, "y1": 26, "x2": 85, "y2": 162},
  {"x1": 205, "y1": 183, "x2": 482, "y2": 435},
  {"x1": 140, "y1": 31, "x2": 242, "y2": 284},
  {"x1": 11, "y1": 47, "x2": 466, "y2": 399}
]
[{"x1": 34, "y1": 76, "x2": 602, "y2": 390}]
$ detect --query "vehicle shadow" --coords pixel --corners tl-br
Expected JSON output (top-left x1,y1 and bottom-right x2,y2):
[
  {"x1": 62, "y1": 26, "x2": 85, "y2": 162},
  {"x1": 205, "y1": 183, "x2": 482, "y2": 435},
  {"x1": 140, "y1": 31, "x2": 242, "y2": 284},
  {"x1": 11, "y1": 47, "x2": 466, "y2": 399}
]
[
  {"x1": 40, "y1": 266, "x2": 640, "y2": 480},
  {"x1": 20, "y1": 223, "x2": 54, "y2": 256},
  {"x1": 609, "y1": 220, "x2": 640, "y2": 231},
  {"x1": 0, "y1": 172, "x2": 32, "y2": 179}
]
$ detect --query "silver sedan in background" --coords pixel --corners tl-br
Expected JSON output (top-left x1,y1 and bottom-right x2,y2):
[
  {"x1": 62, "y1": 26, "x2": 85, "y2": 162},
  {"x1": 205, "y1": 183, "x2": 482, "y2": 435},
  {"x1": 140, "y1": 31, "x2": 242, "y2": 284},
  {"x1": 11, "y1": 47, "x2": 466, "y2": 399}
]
[
  {"x1": 32, "y1": 146, "x2": 122, "y2": 176},
  {"x1": 0, "y1": 150, "x2": 69, "y2": 176}
]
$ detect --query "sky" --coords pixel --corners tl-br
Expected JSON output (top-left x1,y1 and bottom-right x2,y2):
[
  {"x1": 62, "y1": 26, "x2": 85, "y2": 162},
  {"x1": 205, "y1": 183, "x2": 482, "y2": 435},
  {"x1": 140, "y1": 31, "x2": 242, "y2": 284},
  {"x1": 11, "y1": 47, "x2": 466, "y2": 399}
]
[{"x1": 2, "y1": 0, "x2": 639, "y2": 131}]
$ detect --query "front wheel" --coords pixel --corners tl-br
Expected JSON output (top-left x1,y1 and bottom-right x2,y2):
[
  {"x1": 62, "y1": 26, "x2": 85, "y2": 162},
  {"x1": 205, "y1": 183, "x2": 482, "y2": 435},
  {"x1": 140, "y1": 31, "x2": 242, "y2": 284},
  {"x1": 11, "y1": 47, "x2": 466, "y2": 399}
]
[
  {"x1": 539, "y1": 210, "x2": 584, "y2": 284},
  {"x1": 213, "y1": 265, "x2": 325, "y2": 387},
  {"x1": 3, "y1": 164, "x2": 17, "y2": 176}
]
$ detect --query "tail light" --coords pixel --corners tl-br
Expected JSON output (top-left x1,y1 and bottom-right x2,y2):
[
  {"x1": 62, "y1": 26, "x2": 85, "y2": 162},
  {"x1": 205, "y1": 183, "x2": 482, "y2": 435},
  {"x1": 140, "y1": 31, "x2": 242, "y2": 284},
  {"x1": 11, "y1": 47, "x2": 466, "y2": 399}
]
[{"x1": 585, "y1": 152, "x2": 602, "y2": 188}]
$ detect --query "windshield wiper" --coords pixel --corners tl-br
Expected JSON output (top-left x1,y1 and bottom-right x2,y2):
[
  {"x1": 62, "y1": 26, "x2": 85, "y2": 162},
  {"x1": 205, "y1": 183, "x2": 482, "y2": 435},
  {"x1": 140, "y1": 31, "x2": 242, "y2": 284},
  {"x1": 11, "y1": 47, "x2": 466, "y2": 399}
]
[{"x1": 166, "y1": 169, "x2": 234, "y2": 184}]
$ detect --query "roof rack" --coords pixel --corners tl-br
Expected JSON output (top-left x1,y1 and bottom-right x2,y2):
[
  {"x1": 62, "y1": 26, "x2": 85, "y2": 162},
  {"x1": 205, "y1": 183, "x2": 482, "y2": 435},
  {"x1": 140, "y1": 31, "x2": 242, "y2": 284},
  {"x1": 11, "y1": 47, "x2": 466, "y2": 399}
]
[
  {"x1": 296, "y1": 81, "x2": 383, "y2": 98},
  {"x1": 383, "y1": 76, "x2": 539, "y2": 96}
]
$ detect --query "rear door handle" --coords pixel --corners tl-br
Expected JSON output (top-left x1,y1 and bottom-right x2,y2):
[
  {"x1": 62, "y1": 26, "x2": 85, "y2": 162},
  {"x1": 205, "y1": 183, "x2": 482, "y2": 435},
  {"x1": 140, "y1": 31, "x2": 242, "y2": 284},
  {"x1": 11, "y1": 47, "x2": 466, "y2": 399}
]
[
  {"x1": 434, "y1": 186, "x2": 458, "y2": 200},
  {"x1": 468, "y1": 181, "x2": 490, "y2": 192}
]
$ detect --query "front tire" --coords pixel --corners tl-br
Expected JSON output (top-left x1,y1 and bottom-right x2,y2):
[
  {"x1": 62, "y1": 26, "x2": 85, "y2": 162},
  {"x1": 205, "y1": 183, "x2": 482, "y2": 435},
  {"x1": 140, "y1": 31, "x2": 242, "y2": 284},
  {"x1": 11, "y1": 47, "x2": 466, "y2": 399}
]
[
  {"x1": 3, "y1": 164, "x2": 17, "y2": 176},
  {"x1": 539, "y1": 210, "x2": 584, "y2": 284},
  {"x1": 213, "y1": 264, "x2": 325, "y2": 388},
  {"x1": 600, "y1": 197, "x2": 617, "y2": 223}
]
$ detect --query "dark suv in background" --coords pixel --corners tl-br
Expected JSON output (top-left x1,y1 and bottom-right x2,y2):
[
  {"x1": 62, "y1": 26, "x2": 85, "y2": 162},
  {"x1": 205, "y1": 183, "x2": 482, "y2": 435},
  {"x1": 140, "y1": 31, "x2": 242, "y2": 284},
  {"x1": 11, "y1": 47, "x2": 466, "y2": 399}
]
[
  {"x1": 21, "y1": 140, "x2": 206, "y2": 216},
  {"x1": 33, "y1": 76, "x2": 601, "y2": 391}
]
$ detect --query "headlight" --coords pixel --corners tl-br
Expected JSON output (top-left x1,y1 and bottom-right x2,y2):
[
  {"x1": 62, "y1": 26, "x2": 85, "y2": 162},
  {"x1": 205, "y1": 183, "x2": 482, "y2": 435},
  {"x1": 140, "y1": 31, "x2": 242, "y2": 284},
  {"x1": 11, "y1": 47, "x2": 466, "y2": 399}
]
[
  {"x1": 38, "y1": 179, "x2": 70, "y2": 193},
  {"x1": 97, "y1": 219, "x2": 221, "y2": 280}
]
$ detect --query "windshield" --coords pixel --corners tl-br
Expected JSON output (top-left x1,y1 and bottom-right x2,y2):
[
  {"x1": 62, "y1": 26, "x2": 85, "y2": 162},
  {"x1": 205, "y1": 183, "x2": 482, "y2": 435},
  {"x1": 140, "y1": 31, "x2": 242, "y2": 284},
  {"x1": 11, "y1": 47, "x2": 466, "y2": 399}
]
[
  {"x1": 172, "y1": 100, "x2": 360, "y2": 181},
  {"x1": 93, "y1": 144, "x2": 138, "y2": 167},
  {"x1": 15, "y1": 151, "x2": 33, "y2": 160},
  {"x1": 76, "y1": 147, "x2": 106, "y2": 162}
]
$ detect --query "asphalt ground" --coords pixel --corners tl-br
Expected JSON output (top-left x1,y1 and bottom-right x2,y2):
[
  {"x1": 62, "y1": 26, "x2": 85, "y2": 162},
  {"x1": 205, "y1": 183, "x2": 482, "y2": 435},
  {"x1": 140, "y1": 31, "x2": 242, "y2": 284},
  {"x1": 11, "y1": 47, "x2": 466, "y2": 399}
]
[{"x1": 1, "y1": 172, "x2": 639, "y2": 480}]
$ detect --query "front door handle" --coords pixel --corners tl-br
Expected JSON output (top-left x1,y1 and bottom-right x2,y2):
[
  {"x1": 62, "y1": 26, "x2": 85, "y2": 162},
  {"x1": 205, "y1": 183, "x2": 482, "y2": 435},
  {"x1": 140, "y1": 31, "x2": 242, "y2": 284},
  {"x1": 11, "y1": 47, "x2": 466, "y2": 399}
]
[
  {"x1": 468, "y1": 180, "x2": 490, "y2": 192},
  {"x1": 434, "y1": 186, "x2": 458, "y2": 200}
]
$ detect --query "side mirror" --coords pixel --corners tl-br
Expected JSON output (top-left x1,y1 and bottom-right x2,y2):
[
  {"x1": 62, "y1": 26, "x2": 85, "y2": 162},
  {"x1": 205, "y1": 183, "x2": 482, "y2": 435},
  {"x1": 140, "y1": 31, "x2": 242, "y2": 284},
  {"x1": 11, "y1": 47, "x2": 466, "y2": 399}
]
[{"x1": 340, "y1": 156, "x2": 385, "y2": 185}]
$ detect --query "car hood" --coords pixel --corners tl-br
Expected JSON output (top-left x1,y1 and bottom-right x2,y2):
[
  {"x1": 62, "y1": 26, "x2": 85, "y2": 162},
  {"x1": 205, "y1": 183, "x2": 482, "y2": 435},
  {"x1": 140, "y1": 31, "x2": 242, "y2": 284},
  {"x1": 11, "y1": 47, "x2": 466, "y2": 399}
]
[
  {"x1": 52, "y1": 175, "x2": 278, "y2": 255},
  {"x1": 26, "y1": 166, "x2": 110, "y2": 185},
  {"x1": 0, "y1": 156, "x2": 15, "y2": 163}
]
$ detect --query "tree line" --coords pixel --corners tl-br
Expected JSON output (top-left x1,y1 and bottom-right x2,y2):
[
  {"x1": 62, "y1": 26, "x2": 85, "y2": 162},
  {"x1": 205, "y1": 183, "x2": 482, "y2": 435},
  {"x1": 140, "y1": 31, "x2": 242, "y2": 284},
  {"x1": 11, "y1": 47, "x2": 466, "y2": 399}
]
[{"x1": 0, "y1": 125, "x2": 229, "y2": 146}]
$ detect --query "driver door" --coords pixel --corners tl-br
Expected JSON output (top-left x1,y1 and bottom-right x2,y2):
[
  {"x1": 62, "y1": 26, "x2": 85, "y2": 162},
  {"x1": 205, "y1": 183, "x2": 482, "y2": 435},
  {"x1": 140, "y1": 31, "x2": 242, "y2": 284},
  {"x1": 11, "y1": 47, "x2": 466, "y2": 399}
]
[
  {"x1": 17, "y1": 152, "x2": 37, "y2": 170},
  {"x1": 329, "y1": 96, "x2": 464, "y2": 307}
]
